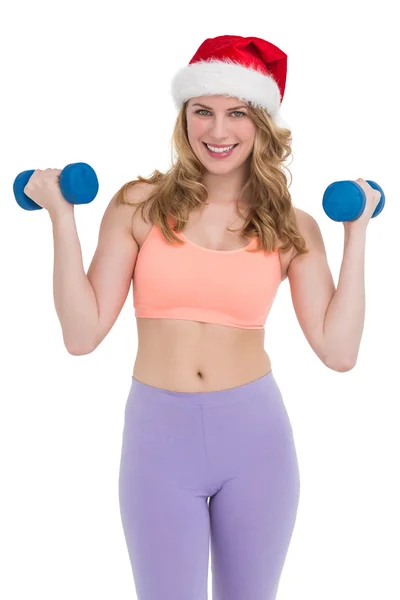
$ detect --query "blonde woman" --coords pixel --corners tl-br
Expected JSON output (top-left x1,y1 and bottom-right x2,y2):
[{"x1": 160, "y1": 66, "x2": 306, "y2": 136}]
[{"x1": 27, "y1": 35, "x2": 379, "y2": 600}]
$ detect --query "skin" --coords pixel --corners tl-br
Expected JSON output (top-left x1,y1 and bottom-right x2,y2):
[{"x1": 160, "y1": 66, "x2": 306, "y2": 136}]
[
  {"x1": 185, "y1": 95, "x2": 257, "y2": 207},
  {"x1": 46, "y1": 94, "x2": 378, "y2": 392}
]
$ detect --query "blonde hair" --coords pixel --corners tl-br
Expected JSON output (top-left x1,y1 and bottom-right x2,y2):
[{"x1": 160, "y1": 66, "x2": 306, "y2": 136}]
[{"x1": 114, "y1": 100, "x2": 309, "y2": 257}]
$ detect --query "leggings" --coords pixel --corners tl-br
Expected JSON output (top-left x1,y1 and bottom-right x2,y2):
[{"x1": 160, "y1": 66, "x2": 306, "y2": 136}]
[{"x1": 118, "y1": 369, "x2": 300, "y2": 600}]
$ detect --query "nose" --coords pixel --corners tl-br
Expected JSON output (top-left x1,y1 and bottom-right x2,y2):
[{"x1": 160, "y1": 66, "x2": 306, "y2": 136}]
[{"x1": 207, "y1": 115, "x2": 233, "y2": 141}]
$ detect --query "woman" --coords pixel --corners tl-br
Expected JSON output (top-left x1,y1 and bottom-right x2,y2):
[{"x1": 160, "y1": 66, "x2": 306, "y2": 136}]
[{"x1": 26, "y1": 35, "x2": 380, "y2": 600}]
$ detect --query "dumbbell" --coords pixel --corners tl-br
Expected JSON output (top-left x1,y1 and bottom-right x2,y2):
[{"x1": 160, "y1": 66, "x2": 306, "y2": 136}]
[
  {"x1": 322, "y1": 180, "x2": 385, "y2": 222},
  {"x1": 13, "y1": 162, "x2": 99, "y2": 211}
]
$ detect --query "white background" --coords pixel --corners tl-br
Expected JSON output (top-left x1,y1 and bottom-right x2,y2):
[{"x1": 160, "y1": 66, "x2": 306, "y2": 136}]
[{"x1": 1, "y1": 1, "x2": 399, "y2": 599}]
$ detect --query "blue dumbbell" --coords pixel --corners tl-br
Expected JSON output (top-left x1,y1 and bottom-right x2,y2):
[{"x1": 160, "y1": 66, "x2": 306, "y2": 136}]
[
  {"x1": 13, "y1": 162, "x2": 99, "y2": 211},
  {"x1": 322, "y1": 180, "x2": 385, "y2": 222}
]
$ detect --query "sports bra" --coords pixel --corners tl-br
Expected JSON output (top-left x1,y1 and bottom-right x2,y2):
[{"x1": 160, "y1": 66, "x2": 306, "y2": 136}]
[{"x1": 133, "y1": 215, "x2": 282, "y2": 329}]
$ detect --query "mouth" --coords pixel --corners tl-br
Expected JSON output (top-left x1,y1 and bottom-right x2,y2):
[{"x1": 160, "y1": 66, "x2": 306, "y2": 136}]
[{"x1": 202, "y1": 143, "x2": 239, "y2": 159}]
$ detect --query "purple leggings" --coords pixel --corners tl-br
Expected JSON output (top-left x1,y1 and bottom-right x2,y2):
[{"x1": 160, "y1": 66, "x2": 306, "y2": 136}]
[{"x1": 118, "y1": 369, "x2": 300, "y2": 600}]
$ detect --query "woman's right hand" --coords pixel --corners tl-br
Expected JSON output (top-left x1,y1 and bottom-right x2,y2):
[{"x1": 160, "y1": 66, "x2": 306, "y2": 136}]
[{"x1": 23, "y1": 168, "x2": 73, "y2": 216}]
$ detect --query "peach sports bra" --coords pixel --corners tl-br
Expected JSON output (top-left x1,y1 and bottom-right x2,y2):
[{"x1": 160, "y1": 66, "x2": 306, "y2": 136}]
[{"x1": 133, "y1": 216, "x2": 282, "y2": 329}]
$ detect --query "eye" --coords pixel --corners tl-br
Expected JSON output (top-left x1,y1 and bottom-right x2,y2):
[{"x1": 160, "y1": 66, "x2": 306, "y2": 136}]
[{"x1": 195, "y1": 109, "x2": 246, "y2": 118}]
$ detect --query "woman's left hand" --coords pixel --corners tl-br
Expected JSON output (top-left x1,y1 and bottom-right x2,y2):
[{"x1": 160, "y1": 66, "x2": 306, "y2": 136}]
[{"x1": 344, "y1": 178, "x2": 382, "y2": 232}]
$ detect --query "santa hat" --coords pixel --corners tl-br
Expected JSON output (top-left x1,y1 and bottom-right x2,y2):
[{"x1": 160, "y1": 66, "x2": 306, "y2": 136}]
[{"x1": 171, "y1": 35, "x2": 289, "y2": 128}]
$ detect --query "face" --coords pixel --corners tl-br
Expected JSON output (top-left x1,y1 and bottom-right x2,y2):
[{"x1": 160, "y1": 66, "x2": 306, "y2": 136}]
[{"x1": 185, "y1": 95, "x2": 256, "y2": 172}]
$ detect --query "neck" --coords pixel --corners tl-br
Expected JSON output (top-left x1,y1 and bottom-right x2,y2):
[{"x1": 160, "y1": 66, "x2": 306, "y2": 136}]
[{"x1": 201, "y1": 166, "x2": 250, "y2": 206}]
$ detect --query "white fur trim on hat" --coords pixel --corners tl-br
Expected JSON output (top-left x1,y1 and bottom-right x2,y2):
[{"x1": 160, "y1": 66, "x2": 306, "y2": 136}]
[{"x1": 171, "y1": 59, "x2": 289, "y2": 127}]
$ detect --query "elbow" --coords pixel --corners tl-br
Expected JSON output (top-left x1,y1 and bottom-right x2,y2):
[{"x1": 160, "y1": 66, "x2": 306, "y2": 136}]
[
  {"x1": 65, "y1": 339, "x2": 96, "y2": 356},
  {"x1": 324, "y1": 355, "x2": 357, "y2": 372}
]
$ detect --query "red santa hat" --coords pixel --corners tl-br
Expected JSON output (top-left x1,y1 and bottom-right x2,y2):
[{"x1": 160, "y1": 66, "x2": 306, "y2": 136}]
[{"x1": 171, "y1": 35, "x2": 289, "y2": 128}]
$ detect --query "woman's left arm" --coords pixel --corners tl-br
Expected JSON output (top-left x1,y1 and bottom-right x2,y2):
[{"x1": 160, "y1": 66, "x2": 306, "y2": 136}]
[{"x1": 287, "y1": 180, "x2": 380, "y2": 372}]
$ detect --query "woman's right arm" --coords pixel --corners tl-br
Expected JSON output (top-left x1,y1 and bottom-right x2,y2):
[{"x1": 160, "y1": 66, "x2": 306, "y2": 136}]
[{"x1": 51, "y1": 185, "x2": 146, "y2": 355}]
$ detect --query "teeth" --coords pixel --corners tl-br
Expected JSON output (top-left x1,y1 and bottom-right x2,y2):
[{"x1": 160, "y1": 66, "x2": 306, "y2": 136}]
[{"x1": 206, "y1": 143, "x2": 235, "y2": 153}]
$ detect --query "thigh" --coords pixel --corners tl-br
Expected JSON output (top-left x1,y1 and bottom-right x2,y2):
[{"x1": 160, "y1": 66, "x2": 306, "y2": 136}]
[
  {"x1": 119, "y1": 470, "x2": 210, "y2": 600},
  {"x1": 118, "y1": 381, "x2": 211, "y2": 600},
  {"x1": 207, "y1": 379, "x2": 301, "y2": 600}
]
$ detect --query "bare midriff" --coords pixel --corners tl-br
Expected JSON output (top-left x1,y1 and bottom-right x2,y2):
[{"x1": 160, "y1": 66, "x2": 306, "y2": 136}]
[
  {"x1": 133, "y1": 318, "x2": 271, "y2": 393},
  {"x1": 130, "y1": 196, "x2": 294, "y2": 393}
]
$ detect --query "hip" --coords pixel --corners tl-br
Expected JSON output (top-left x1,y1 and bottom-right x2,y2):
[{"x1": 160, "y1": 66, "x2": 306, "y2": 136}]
[{"x1": 120, "y1": 368, "x2": 299, "y2": 498}]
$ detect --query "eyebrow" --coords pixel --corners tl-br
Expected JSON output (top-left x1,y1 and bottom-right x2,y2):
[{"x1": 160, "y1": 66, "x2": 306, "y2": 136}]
[{"x1": 191, "y1": 102, "x2": 248, "y2": 111}]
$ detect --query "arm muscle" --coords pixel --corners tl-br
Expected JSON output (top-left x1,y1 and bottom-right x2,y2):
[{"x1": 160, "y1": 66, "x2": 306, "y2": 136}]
[{"x1": 287, "y1": 209, "x2": 336, "y2": 364}]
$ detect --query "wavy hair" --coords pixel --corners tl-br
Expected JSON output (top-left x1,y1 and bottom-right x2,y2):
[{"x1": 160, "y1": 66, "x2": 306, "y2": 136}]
[{"x1": 114, "y1": 100, "x2": 309, "y2": 257}]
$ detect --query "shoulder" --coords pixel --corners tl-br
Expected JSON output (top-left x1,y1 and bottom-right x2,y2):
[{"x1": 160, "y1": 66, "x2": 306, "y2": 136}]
[
  {"x1": 124, "y1": 181, "x2": 158, "y2": 243},
  {"x1": 275, "y1": 208, "x2": 314, "y2": 247},
  {"x1": 123, "y1": 181, "x2": 157, "y2": 207},
  {"x1": 100, "y1": 182, "x2": 157, "y2": 247},
  {"x1": 108, "y1": 180, "x2": 154, "y2": 215},
  {"x1": 275, "y1": 207, "x2": 313, "y2": 250},
  {"x1": 293, "y1": 207, "x2": 316, "y2": 229},
  {"x1": 290, "y1": 207, "x2": 326, "y2": 264},
  {"x1": 294, "y1": 208, "x2": 323, "y2": 243},
  {"x1": 282, "y1": 208, "x2": 323, "y2": 270}
]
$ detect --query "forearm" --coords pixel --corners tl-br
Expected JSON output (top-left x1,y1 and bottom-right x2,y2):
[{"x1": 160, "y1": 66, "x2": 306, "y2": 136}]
[
  {"x1": 51, "y1": 209, "x2": 98, "y2": 354},
  {"x1": 323, "y1": 226, "x2": 367, "y2": 369}
]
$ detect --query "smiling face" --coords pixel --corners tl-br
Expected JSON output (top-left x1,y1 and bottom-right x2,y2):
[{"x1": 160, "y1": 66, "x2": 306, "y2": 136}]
[{"x1": 185, "y1": 95, "x2": 257, "y2": 174}]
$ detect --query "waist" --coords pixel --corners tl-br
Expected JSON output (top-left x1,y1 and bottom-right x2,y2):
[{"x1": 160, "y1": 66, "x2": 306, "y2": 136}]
[{"x1": 133, "y1": 318, "x2": 270, "y2": 393}]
